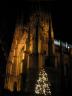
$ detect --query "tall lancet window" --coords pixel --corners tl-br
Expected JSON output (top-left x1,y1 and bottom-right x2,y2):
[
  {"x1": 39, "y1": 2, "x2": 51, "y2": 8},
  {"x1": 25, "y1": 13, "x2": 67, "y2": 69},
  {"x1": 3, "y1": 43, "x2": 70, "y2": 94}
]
[{"x1": 19, "y1": 47, "x2": 25, "y2": 73}]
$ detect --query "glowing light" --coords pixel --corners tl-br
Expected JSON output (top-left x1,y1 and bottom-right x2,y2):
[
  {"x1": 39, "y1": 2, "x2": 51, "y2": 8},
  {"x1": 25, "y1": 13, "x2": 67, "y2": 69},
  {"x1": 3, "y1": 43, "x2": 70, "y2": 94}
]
[
  {"x1": 54, "y1": 40, "x2": 60, "y2": 46},
  {"x1": 54, "y1": 40, "x2": 72, "y2": 49},
  {"x1": 66, "y1": 42, "x2": 68, "y2": 48},
  {"x1": 35, "y1": 68, "x2": 51, "y2": 95},
  {"x1": 68, "y1": 46, "x2": 70, "y2": 49}
]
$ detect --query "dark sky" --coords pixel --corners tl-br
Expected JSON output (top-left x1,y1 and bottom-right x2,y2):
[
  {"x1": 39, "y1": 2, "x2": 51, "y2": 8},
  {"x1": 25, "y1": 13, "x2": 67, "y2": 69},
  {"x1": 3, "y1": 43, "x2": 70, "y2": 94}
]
[{"x1": 0, "y1": 1, "x2": 72, "y2": 54}]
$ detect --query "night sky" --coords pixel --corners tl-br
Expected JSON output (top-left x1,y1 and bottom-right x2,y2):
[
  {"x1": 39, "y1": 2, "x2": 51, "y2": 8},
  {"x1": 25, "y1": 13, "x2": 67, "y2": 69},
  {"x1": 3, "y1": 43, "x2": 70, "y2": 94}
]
[{"x1": 0, "y1": 1, "x2": 72, "y2": 55}]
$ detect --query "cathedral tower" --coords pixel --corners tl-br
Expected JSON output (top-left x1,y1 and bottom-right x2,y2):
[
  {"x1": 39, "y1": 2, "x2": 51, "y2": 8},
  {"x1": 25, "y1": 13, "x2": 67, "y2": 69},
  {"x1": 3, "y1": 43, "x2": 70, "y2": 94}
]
[{"x1": 4, "y1": 12, "x2": 54, "y2": 95}]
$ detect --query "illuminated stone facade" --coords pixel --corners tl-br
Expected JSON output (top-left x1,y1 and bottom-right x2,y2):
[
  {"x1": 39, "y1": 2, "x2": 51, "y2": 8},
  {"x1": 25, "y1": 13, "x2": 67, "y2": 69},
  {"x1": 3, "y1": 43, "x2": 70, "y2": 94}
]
[
  {"x1": 4, "y1": 12, "x2": 72, "y2": 94},
  {"x1": 4, "y1": 12, "x2": 54, "y2": 92}
]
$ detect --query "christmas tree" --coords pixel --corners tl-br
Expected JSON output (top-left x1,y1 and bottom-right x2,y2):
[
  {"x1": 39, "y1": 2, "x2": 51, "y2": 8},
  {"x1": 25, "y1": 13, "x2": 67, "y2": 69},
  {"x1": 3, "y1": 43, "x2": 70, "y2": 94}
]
[{"x1": 35, "y1": 68, "x2": 51, "y2": 96}]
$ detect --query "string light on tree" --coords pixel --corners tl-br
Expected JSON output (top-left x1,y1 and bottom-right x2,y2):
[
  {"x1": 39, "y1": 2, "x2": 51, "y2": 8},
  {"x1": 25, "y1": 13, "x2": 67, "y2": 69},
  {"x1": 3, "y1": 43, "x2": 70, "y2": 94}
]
[{"x1": 35, "y1": 68, "x2": 51, "y2": 96}]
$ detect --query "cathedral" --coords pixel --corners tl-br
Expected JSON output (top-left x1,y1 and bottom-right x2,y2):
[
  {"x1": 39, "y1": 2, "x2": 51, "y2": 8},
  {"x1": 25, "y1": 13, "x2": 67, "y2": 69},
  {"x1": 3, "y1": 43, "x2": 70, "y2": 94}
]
[{"x1": 4, "y1": 11, "x2": 72, "y2": 95}]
